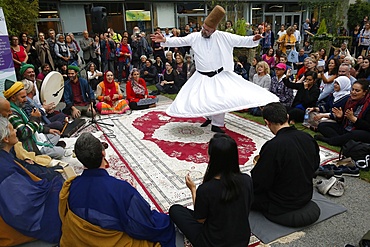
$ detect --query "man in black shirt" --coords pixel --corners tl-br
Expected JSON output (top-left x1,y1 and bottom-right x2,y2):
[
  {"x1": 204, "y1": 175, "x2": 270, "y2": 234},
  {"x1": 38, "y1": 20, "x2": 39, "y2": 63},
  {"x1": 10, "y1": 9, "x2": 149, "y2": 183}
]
[{"x1": 251, "y1": 102, "x2": 320, "y2": 217}]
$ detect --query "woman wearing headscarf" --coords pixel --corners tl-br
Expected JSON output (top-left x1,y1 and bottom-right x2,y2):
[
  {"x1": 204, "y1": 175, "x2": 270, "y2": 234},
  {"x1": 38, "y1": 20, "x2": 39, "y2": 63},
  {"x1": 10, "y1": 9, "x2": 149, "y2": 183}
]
[
  {"x1": 315, "y1": 79, "x2": 370, "y2": 146},
  {"x1": 96, "y1": 71, "x2": 130, "y2": 115},
  {"x1": 307, "y1": 76, "x2": 352, "y2": 130},
  {"x1": 126, "y1": 68, "x2": 158, "y2": 110}
]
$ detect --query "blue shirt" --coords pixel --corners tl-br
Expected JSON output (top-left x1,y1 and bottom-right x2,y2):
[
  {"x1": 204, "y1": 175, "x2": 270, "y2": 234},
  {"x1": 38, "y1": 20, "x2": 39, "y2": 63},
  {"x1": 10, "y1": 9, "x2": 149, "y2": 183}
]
[
  {"x1": 0, "y1": 150, "x2": 63, "y2": 243},
  {"x1": 68, "y1": 169, "x2": 175, "y2": 247}
]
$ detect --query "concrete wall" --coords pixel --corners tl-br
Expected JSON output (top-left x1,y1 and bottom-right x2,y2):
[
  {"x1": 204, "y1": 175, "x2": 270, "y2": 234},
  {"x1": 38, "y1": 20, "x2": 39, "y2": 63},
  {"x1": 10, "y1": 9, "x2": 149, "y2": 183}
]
[
  {"x1": 155, "y1": 3, "x2": 176, "y2": 29},
  {"x1": 59, "y1": 4, "x2": 87, "y2": 34}
]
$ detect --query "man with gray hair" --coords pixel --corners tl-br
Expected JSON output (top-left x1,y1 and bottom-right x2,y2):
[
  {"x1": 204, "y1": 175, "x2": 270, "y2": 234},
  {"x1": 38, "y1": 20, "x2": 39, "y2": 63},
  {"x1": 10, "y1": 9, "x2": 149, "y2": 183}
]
[
  {"x1": 0, "y1": 116, "x2": 63, "y2": 245},
  {"x1": 79, "y1": 30, "x2": 96, "y2": 65},
  {"x1": 338, "y1": 63, "x2": 357, "y2": 85},
  {"x1": 59, "y1": 132, "x2": 176, "y2": 246}
]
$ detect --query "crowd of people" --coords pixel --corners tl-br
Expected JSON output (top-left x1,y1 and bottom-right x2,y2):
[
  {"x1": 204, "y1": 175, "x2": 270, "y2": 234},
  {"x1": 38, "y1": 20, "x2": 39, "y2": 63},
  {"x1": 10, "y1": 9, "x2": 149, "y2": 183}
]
[
  {"x1": 2, "y1": 6, "x2": 370, "y2": 247},
  {"x1": 226, "y1": 18, "x2": 370, "y2": 148}
]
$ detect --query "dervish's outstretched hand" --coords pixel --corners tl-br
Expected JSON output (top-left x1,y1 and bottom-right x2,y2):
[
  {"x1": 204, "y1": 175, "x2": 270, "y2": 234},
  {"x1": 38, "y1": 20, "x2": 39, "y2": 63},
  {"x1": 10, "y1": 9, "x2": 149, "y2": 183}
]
[
  {"x1": 253, "y1": 34, "x2": 264, "y2": 41},
  {"x1": 150, "y1": 32, "x2": 165, "y2": 43}
]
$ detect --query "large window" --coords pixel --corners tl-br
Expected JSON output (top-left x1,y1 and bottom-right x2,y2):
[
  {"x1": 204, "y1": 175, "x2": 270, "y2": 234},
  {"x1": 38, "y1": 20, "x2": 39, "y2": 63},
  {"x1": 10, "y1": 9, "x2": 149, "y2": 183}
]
[
  {"x1": 251, "y1": 4, "x2": 263, "y2": 26},
  {"x1": 39, "y1": 2, "x2": 59, "y2": 19},
  {"x1": 38, "y1": 1, "x2": 61, "y2": 36}
]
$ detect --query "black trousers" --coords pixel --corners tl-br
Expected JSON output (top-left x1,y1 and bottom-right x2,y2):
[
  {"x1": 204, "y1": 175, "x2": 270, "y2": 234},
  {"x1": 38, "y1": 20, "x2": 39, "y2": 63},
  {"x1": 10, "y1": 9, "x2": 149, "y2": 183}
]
[
  {"x1": 318, "y1": 122, "x2": 370, "y2": 146},
  {"x1": 169, "y1": 205, "x2": 207, "y2": 247},
  {"x1": 286, "y1": 107, "x2": 305, "y2": 123}
]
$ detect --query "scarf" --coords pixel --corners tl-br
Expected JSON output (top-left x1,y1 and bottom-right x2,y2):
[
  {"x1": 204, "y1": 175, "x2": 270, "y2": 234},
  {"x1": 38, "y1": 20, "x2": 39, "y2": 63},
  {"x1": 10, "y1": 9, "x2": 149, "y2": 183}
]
[
  {"x1": 343, "y1": 93, "x2": 370, "y2": 130},
  {"x1": 333, "y1": 76, "x2": 351, "y2": 103},
  {"x1": 10, "y1": 102, "x2": 53, "y2": 148},
  {"x1": 103, "y1": 72, "x2": 117, "y2": 106},
  {"x1": 131, "y1": 78, "x2": 146, "y2": 96}
]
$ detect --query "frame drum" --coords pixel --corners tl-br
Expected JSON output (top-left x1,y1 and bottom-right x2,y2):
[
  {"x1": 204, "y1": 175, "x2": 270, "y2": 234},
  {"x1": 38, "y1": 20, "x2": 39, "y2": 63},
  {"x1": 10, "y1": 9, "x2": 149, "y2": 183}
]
[{"x1": 40, "y1": 71, "x2": 64, "y2": 105}]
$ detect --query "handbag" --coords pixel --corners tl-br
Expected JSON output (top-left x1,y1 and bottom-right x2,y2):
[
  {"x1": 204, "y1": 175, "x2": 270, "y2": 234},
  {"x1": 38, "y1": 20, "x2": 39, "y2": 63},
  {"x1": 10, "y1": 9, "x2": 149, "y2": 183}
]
[{"x1": 287, "y1": 48, "x2": 299, "y2": 63}]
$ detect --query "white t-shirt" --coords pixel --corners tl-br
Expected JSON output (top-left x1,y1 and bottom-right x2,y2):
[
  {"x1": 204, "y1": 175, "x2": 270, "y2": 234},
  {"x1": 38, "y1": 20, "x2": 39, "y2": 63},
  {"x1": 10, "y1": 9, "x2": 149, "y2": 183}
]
[{"x1": 277, "y1": 30, "x2": 286, "y2": 39}]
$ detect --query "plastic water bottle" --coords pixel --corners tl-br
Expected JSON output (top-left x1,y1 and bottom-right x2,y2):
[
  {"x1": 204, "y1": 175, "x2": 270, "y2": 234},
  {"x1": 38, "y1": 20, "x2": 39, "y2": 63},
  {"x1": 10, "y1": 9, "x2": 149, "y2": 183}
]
[{"x1": 303, "y1": 109, "x2": 310, "y2": 127}]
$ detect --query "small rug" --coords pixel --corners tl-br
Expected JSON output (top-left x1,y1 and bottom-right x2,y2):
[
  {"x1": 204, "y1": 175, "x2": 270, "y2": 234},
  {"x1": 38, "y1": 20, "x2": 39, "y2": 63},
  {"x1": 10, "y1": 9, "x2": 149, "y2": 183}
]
[{"x1": 249, "y1": 190, "x2": 347, "y2": 244}]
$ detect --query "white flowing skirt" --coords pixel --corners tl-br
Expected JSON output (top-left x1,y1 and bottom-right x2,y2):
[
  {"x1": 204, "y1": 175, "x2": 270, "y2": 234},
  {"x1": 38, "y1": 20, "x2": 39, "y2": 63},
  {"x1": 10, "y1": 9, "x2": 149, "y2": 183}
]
[{"x1": 166, "y1": 71, "x2": 279, "y2": 117}]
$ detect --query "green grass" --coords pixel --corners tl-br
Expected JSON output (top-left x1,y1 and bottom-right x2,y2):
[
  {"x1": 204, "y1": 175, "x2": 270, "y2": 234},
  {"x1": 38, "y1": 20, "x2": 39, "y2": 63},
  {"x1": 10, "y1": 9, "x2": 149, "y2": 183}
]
[
  {"x1": 147, "y1": 85, "x2": 177, "y2": 100},
  {"x1": 148, "y1": 90, "x2": 370, "y2": 182}
]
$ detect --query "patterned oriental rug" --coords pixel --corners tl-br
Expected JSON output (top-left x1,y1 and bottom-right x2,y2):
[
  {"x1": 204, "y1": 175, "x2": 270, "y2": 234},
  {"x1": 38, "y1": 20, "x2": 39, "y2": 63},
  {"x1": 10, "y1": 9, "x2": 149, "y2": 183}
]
[{"x1": 61, "y1": 103, "x2": 338, "y2": 246}]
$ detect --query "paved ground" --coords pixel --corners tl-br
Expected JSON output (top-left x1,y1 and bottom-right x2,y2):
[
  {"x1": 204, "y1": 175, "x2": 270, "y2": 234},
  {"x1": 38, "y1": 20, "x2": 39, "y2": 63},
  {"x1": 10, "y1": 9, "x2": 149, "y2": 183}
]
[{"x1": 267, "y1": 176, "x2": 370, "y2": 247}]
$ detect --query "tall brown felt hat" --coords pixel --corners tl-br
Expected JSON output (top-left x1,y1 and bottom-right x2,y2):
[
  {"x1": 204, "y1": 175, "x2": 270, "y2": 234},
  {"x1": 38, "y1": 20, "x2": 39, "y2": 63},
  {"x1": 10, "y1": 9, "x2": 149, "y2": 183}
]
[{"x1": 204, "y1": 5, "x2": 226, "y2": 29}]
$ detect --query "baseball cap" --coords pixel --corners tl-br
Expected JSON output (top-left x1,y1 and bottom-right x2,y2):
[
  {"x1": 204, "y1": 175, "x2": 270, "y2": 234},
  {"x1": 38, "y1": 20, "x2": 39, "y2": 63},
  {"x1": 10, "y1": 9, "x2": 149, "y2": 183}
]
[{"x1": 275, "y1": 63, "x2": 287, "y2": 70}]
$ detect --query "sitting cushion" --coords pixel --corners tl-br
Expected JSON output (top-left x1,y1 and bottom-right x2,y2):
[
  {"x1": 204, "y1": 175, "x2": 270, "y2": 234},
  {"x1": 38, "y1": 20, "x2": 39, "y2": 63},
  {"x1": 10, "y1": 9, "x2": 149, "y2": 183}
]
[{"x1": 264, "y1": 201, "x2": 320, "y2": 227}]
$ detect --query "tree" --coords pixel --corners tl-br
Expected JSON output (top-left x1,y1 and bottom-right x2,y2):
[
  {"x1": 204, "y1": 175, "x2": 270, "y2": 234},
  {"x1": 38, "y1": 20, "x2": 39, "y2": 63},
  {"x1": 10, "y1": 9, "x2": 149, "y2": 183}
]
[
  {"x1": 348, "y1": 0, "x2": 370, "y2": 31},
  {"x1": 300, "y1": 0, "x2": 346, "y2": 35},
  {"x1": 317, "y1": 19, "x2": 328, "y2": 35},
  {"x1": 0, "y1": 0, "x2": 39, "y2": 36}
]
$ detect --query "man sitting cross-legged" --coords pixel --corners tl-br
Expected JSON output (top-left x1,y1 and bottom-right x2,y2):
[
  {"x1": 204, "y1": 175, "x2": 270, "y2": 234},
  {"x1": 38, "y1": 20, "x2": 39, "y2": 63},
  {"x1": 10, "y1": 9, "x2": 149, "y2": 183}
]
[
  {"x1": 59, "y1": 132, "x2": 175, "y2": 247},
  {"x1": 63, "y1": 65, "x2": 96, "y2": 119},
  {"x1": 0, "y1": 116, "x2": 64, "y2": 246},
  {"x1": 251, "y1": 102, "x2": 321, "y2": 227}
]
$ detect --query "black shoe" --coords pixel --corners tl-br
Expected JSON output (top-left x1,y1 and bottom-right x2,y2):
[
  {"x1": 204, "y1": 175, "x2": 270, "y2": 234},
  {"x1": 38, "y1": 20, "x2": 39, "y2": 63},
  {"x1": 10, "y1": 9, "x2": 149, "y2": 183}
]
[
  {"x1": 314, "y1": 134, "x2": 326, "y2": 142},
  {"x1": 211, "y1": 125, "x2": 225, "y2": 133},
  {"x1": 56, "y1": 141, "x2": 66, "y2": 149},
  {"x1": 150, "y1": 90, "x2": 160, "y2": 96},
  {"x1": 314, "y1": 166, "x2": 335, "y2": 179},
  {"x1": 200, "y1": 119, "x2": 211, "y2": 127}
]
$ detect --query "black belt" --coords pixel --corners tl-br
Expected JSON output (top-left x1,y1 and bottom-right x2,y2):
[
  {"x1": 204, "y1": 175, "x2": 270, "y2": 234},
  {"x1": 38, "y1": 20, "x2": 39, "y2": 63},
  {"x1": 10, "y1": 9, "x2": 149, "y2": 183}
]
[{"x1": 198, "y1": 67, "x2": 223, "y2": 77}]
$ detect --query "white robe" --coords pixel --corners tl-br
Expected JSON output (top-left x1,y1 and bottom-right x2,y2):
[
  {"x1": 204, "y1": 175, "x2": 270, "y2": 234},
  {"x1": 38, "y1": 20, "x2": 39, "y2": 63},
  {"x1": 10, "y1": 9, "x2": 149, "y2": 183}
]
[{"x1": 162, "y1": 31, "x2": 279, "y2": 117}]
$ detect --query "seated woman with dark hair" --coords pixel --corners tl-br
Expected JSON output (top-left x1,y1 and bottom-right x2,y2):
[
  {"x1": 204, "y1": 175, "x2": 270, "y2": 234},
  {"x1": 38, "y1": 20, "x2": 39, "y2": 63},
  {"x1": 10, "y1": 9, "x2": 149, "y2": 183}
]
[
  {"x1": 96, "y1": 71, "x2": 130, "y2": 115},
  {"x1": 126, "y1": 68, "x2": 158, "y2": 110},
  {"x1": 140, "y1": 59, "x2": 157, "y2": 86},
  {"x1": 169, "y1": 133, "x2": 253, "y2": 247},
  {"x1": 315, "y1": 79, "x2": 370, "y2": 146},
  {"x1": 154, "y1": 62, "x2": 179, "y2": 94},
  {"x1": 87, "y1": 62, "x2": 103, "y2": 91},
  {"x1": 153, "y1": 55, "x2": 164, "y2": 75},
  {"x1": 283, "y1": 70, "x2": 320, "y2": 124},
  {"x1": 356, "y1": 56, "x2": 370, "y2": 80}
]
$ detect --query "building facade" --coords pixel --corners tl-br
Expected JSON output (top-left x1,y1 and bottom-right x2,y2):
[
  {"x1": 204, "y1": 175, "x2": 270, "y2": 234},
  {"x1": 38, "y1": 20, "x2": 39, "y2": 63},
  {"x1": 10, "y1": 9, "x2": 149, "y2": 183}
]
[{"x1": 37, "y1": 0, "x2": 311, "y2": 37}]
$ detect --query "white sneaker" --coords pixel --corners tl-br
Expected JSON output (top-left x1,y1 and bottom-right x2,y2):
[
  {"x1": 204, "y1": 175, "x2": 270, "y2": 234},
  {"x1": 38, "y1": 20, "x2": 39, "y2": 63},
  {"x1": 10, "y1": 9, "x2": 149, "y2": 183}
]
[
  {"x1": 316, "y1": 177, "x2": 336, "y2": 195},
  {"x1": 328, "y1": 178, "x2": 345, "y2": 197}
]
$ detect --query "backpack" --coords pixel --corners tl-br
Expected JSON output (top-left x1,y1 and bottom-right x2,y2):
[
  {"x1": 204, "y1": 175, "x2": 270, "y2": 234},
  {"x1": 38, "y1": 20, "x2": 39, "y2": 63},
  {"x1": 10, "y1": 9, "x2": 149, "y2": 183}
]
[{"x1": 340, "y1": 140, "x2": 370, "y2": 170}]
